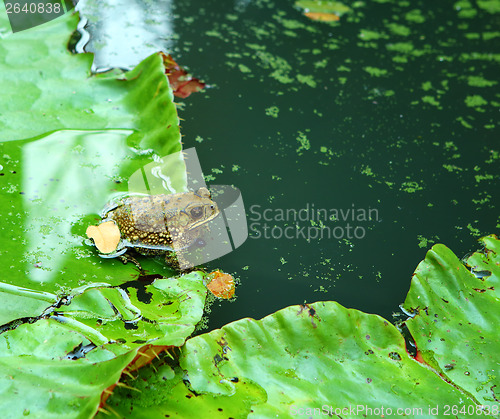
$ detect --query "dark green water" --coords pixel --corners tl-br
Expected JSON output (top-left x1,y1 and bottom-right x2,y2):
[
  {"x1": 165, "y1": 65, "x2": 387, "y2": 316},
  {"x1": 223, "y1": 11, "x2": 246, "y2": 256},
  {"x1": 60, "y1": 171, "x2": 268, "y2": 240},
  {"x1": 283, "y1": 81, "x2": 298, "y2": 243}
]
[{"x1": 79, "y1": 0, "x2": 499, "y2": 329}]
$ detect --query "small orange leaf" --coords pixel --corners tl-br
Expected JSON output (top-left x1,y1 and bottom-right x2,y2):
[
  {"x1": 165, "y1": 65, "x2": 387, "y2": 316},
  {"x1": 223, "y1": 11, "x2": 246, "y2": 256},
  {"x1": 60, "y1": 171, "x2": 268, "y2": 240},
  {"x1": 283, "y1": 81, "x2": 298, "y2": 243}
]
[
  {"x1": 304, "y1": 12, "x2": 340, "y2": 21},
  {"x1": 206, "y1": 270, "x2": 235, "y2": 299},
  {"x1": 86, "y1": 221, "x2": 120, "y2": 254}
]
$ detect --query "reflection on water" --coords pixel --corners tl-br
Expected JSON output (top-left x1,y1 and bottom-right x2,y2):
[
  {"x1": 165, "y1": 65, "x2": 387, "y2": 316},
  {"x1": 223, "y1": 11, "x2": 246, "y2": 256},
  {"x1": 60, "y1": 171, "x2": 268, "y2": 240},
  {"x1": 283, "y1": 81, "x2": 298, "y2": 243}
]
[
  {"x1": 76, "y1": 0, "x2": 176, "y2": 70},
  {"x1": 22, "y1": 129, "x2": 133, "y2": 283}
]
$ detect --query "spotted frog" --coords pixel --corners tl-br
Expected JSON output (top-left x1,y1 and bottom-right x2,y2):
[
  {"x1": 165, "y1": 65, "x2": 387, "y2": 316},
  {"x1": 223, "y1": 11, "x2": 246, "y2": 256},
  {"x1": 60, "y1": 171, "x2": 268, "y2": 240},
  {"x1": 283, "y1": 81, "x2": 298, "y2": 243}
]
[{"x1": 87, "y1": 187, "x2": 219, "y2": 270}]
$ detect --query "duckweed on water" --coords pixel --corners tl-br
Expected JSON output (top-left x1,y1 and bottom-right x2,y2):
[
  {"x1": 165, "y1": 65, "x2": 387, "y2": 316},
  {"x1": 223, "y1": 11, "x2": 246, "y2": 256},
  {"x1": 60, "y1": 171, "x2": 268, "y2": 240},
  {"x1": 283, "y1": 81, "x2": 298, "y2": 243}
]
[
  {"x1": 405, "y1": 9, "x2": 425, "y2": 23},
  {"x1": 417, "y1": 235, "x2": 438, "y2": 249},
  {"x1": 400, "y1": 181, "x2": 424, "y2": 194},
  {"x1": 421, "y1": 96, "x2": 440, "y2": 107},
  {"x1": 265, "y1": 106, "x2": 279, "y2": 118},
  {"x1": 72, "y1": 0, "x2": 500, "y2": 329},
  {"x1": 296, "y1": 74, "x2": 317, "y2": 87},
  {"x1": 363, "y1": 66, "x2": 388, "y2": 77},
  {"x1": 385, "y1": 22, "x2": 411, "y2": 36},
  {"x1": 296, "y1": 131, "x2": 311, "y2": 155},
  {"x1": 465, "y1": 94, "x2": 488, "y2": 107},
  {"x1": 467, "y1": 76, "x2": 497, "y2": 87},
  {"x1": 238, "y1": 63, "x2": 252, "y2": 73}
]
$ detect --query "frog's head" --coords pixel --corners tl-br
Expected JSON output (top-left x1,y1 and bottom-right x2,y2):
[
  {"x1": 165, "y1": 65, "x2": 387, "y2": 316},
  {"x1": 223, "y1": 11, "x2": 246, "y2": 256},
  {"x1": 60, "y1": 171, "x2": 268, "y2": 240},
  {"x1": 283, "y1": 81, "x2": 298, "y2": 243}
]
[{"x1": 183, "y1": 187, "x2": 220, "y2": 230}]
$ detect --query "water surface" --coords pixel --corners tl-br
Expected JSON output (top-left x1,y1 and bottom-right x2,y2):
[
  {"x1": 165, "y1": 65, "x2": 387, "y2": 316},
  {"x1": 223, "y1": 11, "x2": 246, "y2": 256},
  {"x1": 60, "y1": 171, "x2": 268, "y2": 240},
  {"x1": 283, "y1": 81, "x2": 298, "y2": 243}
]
[{"x1": 77, "y1": 0, "x2": 500, "y2": 329}]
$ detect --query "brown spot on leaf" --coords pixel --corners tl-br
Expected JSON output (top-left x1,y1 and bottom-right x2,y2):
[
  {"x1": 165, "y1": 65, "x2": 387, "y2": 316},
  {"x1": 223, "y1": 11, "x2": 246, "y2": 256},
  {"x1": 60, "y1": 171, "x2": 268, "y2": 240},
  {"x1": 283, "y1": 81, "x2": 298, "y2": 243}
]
[
  {"x1": 388, "y1": 352, "x2": 402, "y2": 361},
  {"x1": 216, "y1": 337, "x2": 229, "y2": 348},
  {"x1": 297, "y1": 304, "x2": 321, "y2": 328},
  {"x1": 473, "y1": 286, "x2": 494, "y2": 293}
]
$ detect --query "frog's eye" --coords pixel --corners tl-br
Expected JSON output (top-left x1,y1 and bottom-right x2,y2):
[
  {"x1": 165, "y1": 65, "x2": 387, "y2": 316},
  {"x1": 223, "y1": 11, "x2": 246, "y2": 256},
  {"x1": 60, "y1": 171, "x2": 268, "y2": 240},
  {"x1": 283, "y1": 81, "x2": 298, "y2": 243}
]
[
  {"x1": 190, "y1": 206, "x2": 203, "y2": 219},
  {"x1": 196, "y1": 187, "x2": 210, "y2": 198}
]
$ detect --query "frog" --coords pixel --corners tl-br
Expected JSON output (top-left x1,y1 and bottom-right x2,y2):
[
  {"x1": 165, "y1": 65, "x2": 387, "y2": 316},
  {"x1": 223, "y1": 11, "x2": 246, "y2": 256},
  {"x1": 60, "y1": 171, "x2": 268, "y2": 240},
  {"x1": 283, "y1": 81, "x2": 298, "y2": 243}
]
[{"x1": 87, "y1": 187, "x2": 220, "y2": 271}]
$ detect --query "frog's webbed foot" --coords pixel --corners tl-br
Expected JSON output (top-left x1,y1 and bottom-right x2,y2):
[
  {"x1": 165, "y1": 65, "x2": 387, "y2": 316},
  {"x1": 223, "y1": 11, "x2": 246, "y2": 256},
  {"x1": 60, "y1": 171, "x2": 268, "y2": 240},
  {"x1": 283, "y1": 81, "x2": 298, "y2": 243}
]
[{"x1": 118, "y1": 253, "x2": 144, "y2": 274}]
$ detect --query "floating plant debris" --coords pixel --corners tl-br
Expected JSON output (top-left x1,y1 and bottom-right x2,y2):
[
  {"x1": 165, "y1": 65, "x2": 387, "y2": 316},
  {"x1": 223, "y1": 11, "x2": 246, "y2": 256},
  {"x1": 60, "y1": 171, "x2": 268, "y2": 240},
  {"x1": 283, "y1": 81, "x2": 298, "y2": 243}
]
[
  {"x1": 206, "y1": 270, "x2": 235, "y2": 299},
  {"x1": 86, "y1": 220, "x2": 121, "y2": 254}
]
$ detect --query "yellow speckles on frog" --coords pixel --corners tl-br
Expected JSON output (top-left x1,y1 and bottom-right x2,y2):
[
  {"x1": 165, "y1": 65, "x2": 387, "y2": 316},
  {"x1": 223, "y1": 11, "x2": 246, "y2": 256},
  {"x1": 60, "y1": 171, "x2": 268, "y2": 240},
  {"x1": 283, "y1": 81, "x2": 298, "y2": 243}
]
[{"x1": 87, "y1": 188, "x2": 219, "y2": 270}]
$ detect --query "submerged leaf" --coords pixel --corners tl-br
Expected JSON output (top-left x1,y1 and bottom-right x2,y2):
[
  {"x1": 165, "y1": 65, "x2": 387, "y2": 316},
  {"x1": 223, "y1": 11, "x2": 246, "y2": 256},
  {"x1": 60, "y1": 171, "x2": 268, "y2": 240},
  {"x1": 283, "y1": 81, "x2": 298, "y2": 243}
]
[
  {"x1": 295, "y1": 0, "x2": 351, "y2": 17},
  {"x1": 161, "y1": 52, "x2": 206, "y2": 98},
  {"x1": 304, "y1": 11, "x2": 340, "y2": 21}
]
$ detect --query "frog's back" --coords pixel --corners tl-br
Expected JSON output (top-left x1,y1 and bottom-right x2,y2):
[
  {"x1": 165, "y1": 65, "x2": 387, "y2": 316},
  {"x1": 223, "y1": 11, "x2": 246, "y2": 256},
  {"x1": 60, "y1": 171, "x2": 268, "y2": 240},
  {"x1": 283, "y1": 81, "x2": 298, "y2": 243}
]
[{"x1": 109, "y1": 195, "x2": 174, "y2": 250}]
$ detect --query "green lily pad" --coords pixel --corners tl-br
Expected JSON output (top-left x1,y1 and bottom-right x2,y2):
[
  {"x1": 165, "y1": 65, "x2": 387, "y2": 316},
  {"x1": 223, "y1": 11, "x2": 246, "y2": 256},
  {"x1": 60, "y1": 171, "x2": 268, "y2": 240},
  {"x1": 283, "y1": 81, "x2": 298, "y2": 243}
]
[
  {"x1": 102, "y1": 236, "x2": 500, "y2": 418},
  {"x1": 403, "y1": 234, "x2": 500, "y2": 406},
  {"x1": 0, "y1": 318, "x2": 137, "y2": 418},
  {"x1": 55, "y1": 271, "x2": 207, "y2": 350},
  {"x1": 0, "y1": 6, "x2": 180, "y2": 155},
  {"x1": 0, "y1": 271, "x2": 207, "y2": 419},
  {"x1": 0, "y1": 128, "x2": 185, "y2": 294},
  {"x1": 0, "y1": 5, "x2": 185, "y2": 321},
  {"x1": 0, "y1": 7, "x2": 212, "y2": 417},
  {"x1": 104, "y1": 302, "x2": 473, "y2": 417},
  {"x1": 98, "y1": 361, "x2": 267, "y2": 418},
  {"x1": 0, "y1": 282, "x2": 58, "y2": 324},
  {"x1": 465, "y1": 235, "x2": 500, "y2": 290}
]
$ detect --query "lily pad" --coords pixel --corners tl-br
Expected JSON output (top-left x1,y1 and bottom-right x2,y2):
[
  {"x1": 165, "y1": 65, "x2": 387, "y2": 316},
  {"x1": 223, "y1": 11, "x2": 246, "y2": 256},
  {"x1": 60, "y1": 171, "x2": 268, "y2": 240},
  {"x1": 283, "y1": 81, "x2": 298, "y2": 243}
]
[
  {"x1": 403, "y1": 234, "x2": 500, "y2": 406},
  {"x1": 0, "y1": 7, "x2": 212, "y2": 418},
  {"x1": 0, "y1": 318, "x2": 137, "y2": 418},
  {"x1": 0, "y1": 282, "x2": 58, "y2": 324},
  {"x1": 104, "y1": 301, "x2": 471, "y2": 417},
  {"x1": 55, "y1": 271, "x2": 207, "y2": 350},
  {"x1": 0, "y1": 6, "x2": 180, "y2": 155},
  {"x1": 0, "y1": 6, "x2": 184, "y2": 318},
  {"x1": 102, "y1": 236, "x2": 500, "y2": 417}
]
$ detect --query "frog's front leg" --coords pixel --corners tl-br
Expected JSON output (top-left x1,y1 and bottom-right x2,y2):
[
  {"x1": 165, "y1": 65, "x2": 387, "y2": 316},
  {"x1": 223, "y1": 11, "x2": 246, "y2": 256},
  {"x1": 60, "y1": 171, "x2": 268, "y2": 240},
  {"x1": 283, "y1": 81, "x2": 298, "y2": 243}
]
[
  {"x1": 165, "y1": 250, "x2": 182, "y2": 271},
  {"x1": 166, "y1": 251, "x2": 208, "y2": 273},
  {"x1": 118, "y1": 253, "x2": 144, "y2": 273}
]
